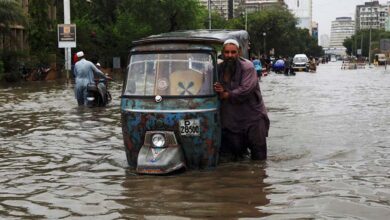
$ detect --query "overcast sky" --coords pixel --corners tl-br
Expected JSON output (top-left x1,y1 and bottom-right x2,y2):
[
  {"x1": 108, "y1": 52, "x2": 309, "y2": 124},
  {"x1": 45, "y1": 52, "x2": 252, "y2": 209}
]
[{"x1": 313, "y1": 0, "x2": 389, "y2": 37}]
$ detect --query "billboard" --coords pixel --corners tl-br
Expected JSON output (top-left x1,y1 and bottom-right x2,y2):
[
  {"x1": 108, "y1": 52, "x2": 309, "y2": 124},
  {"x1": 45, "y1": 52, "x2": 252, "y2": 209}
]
[
  {"x1": 380, "y1": 39, "x2": 390, "y2": 51},
  {"x1": 58, "y1": 24, "x2": 76, "y2": 48}
]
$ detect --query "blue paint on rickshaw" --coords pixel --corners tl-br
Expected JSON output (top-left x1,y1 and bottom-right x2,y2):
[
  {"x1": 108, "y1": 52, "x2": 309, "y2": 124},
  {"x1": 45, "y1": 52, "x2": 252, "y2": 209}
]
[{"x1": 121, "y1": 29, "x2": 250, "y2": 174}]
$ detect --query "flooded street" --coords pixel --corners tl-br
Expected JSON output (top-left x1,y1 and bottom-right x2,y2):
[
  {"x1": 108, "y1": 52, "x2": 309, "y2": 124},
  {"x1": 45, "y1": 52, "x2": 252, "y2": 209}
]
[{"x1": 0, "y1": 62, "x2": 389, "y2": 219}]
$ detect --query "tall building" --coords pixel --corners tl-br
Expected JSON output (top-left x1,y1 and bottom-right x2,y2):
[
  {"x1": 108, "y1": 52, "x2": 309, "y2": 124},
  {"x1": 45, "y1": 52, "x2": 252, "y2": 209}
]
[
  {"x1": 284, "y1": 0, "x2": 313, "y2": 31},
  {"x1": 198, "y1": 0, "x2": 285, "y2": 19},
  {"x1": 312, "y1": 21, "x2": 318, "y2": 41},
  {"x1": 355, "y1": 0, "x2": 389, "y2": 31},
  {"x1": 245, "y1": 0, "x2": 286, "y2": 13},
  {"x1": 329, "y1": 17, "x2": 355, "y2": 49},
  {"x1": 320, "y1": 34, "x2": 330, "y2": 48}
]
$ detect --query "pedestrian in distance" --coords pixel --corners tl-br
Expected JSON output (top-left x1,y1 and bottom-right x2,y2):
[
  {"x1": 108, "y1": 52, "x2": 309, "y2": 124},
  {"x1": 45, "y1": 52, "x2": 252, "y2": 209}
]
[
  {"x1": 71, "y1": 52, "x2": 79, "y2": 79},
  {"x1": 213, "y1": 39, "x2": 270, "y2": 161},
  {"x1": 73, "y1": 51, "x2": 111, "y2": 106},
  {"x1": 252, "y1": 55, "x2": 262, "y2": 81}
]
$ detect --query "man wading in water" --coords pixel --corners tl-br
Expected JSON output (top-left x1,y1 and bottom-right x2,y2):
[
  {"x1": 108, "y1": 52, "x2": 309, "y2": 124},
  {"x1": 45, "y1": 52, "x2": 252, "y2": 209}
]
[{"x1": 214, "y1": 39, "x2": 270, "y2": 161}]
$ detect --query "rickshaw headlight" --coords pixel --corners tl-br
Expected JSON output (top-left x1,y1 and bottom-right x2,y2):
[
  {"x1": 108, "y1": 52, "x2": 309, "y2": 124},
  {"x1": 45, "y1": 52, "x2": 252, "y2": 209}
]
[{"x1": 151, "y1": 133, "x2": 165, "y2": 148}]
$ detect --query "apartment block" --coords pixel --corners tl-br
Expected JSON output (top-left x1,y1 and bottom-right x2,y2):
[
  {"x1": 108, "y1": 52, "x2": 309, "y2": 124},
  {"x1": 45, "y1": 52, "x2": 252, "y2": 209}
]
[
  {"x1": 355, "y1": 0, "x2": 389, "y2": 31},
  {"x1": 198, "y1": 0, "x2": 241, "y2": 19},
  {"x1": 198, "y1": 0, "x2": 284, "y2": 19}
]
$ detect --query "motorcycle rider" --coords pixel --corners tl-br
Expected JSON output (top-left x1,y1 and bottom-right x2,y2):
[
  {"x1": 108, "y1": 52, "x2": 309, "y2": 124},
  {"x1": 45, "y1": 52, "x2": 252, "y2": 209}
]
[{"x1": 73, "y1": 51, "x2": 111, "y2": 106}]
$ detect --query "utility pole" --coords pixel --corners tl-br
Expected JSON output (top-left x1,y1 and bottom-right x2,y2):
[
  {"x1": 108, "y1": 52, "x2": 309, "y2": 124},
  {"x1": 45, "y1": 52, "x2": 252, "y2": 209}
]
[
  {"x1": 361, "y1": 32, "x2": 363, "y2": 57},
  {"x1": 354, "y1": 33, "x2": 357, "y2": 57},
  {"x1": 368, "y1": 0, "x2": 373, "y2": 66},
  {"x1": 263, "y1": 32, "x2": 266, "y2": 55},
  {"x1": 208, "y1": 0, "x2": 211, "y2": 30},
  {"x1": 64, "y1": 0, "x2": 71, "y2": 81},
  {"x1": 245, "y1": 6, "x2": 247, "y2": 31}
]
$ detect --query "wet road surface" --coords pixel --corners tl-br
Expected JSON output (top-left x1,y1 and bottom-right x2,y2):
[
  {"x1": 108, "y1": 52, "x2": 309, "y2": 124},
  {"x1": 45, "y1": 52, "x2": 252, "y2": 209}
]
[{"x1": 0, "y1": 62, "x2": 389, "y2": 219}]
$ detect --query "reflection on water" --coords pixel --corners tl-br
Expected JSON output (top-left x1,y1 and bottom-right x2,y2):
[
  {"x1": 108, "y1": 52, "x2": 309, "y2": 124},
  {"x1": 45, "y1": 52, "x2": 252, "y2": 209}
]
[
  {"x1": 119, "y1": 163, "x2": 269, "y2": 219},
  {"x1": 0, "y1": 62, "x2": 389, "y2": 219}
]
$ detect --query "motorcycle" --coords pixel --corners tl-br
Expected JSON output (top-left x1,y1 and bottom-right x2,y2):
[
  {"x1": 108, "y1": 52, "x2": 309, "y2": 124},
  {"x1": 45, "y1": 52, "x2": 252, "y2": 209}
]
[{"x1": 86, "y1": 77, "x2": 112, "y2": 107}]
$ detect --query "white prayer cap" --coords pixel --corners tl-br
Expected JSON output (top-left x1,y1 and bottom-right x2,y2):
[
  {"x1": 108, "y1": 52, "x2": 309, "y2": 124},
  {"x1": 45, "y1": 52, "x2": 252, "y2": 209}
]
[
  {"x1": 96, "y1": 62, "x2": 101, "y2": 67},
  {"x1": 76, "y1": 51, "x2": 84, "y2": 58},
  {"x1": 223, "y1": 39, "x2": 240, "y2": 48}
]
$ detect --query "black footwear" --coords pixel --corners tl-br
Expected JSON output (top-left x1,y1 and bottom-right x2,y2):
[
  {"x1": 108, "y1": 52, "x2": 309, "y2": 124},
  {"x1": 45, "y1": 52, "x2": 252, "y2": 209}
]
[{"x1": 251, "y1": 151, "x2": 267, "y2": 160}]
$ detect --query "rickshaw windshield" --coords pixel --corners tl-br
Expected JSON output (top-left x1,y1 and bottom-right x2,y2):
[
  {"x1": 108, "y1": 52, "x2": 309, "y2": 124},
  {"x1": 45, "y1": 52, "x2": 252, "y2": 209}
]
[{"x1": 124, "y1": 52, "x2": 214, "y2": 96}]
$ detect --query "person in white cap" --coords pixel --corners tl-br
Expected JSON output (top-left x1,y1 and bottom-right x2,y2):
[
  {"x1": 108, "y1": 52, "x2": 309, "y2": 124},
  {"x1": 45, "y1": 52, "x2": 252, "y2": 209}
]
[
  {"x1": 213, "y1": 39, "x2": 270, "y2": 161},
  {"x1": 73, "y1": 51, "x2": 111, "y2": 106}
]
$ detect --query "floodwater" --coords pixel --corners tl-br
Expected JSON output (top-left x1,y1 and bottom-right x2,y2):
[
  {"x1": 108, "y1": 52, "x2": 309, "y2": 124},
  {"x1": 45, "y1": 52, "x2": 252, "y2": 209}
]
[{"x1": 0, "y1": 62, "x2": 389, "y2": 219}]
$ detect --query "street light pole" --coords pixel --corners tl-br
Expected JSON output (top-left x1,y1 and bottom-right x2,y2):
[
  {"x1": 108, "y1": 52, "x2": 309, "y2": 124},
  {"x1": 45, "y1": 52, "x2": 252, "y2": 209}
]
[
  {"x1": 208, "y1": 0, "x2": 211, "y2": 30},
  {"x1": 245, "y1": 6, "x2": 247, "y2": 31},
  {"x1": 368, "y1": 0, "x2": 373, "y2": 66},
  {"x1": 263, "y1": 32, "x2": 266, "y2": 55},
  {"x1": 360, "y1": 32, "x2": 363, "y2": 57},
  {"x1": 64, "y1": 0, "x2": 71, "y2": 81}
]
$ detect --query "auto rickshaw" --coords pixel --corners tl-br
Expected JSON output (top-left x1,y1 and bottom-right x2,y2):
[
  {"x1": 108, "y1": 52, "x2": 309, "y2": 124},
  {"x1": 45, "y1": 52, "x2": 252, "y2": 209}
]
[{"x1": 121, "y1": 29, "x2": 250, "y2": 174}]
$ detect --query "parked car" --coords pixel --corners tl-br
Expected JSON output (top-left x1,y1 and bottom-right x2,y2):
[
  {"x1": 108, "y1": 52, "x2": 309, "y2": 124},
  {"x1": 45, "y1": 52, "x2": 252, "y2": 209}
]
[{"x1": 292, "y1": 54, "x2": 309, "y2": 72}]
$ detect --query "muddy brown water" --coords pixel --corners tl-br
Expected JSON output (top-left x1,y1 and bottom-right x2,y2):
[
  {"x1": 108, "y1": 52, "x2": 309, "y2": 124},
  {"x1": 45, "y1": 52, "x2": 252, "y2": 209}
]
[{"x1": 0, "y1": 62, "x2": 389, "y2": 219}]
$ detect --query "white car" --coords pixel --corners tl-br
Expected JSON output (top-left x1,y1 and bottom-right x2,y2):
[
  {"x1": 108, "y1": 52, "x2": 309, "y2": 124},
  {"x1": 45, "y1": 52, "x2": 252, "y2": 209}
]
[{"x1": 292, "y1": 54, "x2": 309, "y2": 72}]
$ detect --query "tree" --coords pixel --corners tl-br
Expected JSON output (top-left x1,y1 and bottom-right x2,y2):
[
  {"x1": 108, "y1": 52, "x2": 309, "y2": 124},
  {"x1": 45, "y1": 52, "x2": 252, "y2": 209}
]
[
  {"x1": 108, "y1": 0, "x2": 206, "y2": 64},
  {"x1": 344, "y1": 29, "x2": 390, "y2": 58},
  {"x1": 0, "y1": 0, "x2": 27, "y2": 35},
  {"x1": 28, "y1": 0, "x2": 57, "y2": 65},
  {"x1": 228, "y1": 6, "x2": 322, "y2": 58},
  {"x1": 202, "y1": 11, "x2": 229, "y2": 29}
]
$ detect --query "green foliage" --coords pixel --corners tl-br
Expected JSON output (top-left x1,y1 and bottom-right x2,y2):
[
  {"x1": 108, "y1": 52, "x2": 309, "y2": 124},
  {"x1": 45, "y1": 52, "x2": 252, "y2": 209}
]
[
  {"x1": 55, "y1": 0, "x2": 208, "y2": 66},
  {"x1": 0, "y1": 59, "x2": 4, "y2": 80},
  {"x1": 28, "y1": 0, "x2": 57, "y2": 65},
  {"x1": 344, "y1": 29, "x2": 390, "y2": 57},
  {"x1": 0, "y1": 59, "x2": 3, "y2": 72},
  {"x1": 228, "y1": 6, "x2": 322, "y2": 58},
  {"x1": 0, "y1": 50, "x2": 28, "y2": 82},
  {"x1": 24, "y1": 0, "x2": 324, "y2": 68},
  {"x1": 0, "y1": 0, "x2": 27, "y2": 35}
]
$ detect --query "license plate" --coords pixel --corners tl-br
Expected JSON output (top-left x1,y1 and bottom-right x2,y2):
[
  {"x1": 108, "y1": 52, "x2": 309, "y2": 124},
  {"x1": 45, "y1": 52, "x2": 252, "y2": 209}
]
[{"x1": 179, "y1": 119, "x2": 200, "y2": 136}]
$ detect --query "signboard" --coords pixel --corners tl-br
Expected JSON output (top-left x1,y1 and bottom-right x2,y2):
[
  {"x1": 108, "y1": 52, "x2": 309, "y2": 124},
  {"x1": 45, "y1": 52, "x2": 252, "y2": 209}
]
[
  {"x1": 113, "y1": 57, "x2": 121, "y2": 69},
  {"x1": 357, "y1": 49, "x2": 362, "y2": 55},
  {"x1": 380, "y1": 39, "x2": 390, "y2": 51},
  {"x1": 58, "y1": 24, "x2": 76, "y2": 48}
]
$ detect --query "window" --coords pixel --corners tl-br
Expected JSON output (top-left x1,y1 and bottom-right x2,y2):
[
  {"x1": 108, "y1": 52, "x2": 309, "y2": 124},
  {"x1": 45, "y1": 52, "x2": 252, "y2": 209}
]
[{"x1": 124, "y1": 53, "x2": 214, "y2": 96}]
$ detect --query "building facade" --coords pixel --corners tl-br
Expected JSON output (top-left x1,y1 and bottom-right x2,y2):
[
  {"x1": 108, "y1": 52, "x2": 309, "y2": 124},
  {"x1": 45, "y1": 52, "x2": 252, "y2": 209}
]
[
  {"x1": 245, "y1": 0, "x2": 285, "y2": 13},
  {"x1": 198, "y1": 0, "x2": 285, "y2": 19},
  {"x1": 198, "y1": 0, "x2": 241, "y2": 19},
  {"x1": 312, "y1": 21, "x2": 318, "y2": 41},
  {"x1": 1, "y1": 0, "x2": 57, "y2": 52},
  {"x1": 0, "y1": 0, "x2": 29, "y2": 51},
  {"x1": 329, "y1": 17, "x2": 355, "y2": 49},
  {"x1": 320, "y1": 34, "x2": 330, "y2": 48},
  {"x1": 284, "y1": 0, "x2": 312, "y2": 31},
  {"x1": 355, "y1": 0, "x2": 389, "y2": 31}
]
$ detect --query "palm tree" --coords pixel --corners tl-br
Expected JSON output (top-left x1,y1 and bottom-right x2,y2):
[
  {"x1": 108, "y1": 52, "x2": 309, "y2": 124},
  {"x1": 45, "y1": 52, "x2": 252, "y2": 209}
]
[{"x1": 0, "y1": 0, "x2": 27, "y2": 35}]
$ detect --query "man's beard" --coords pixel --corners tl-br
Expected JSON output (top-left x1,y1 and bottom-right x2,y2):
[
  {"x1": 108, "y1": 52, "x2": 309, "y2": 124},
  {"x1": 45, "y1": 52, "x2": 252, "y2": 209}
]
[{"x1": 224, "y1": 58, "x2": 237, "y2": 75}]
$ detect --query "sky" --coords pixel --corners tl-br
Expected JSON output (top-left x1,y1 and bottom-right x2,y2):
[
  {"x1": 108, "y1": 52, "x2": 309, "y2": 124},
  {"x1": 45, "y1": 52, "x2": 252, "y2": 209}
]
[{"x1": 313, "y1": 0, "x2": 389, "y2": 37}]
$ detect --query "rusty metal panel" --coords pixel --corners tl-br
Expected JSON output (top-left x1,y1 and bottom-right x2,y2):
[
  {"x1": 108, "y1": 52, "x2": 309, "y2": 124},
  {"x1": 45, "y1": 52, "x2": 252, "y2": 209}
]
[{"x1": 121, "y1": 97, "x2": 220, "y2": 170}]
